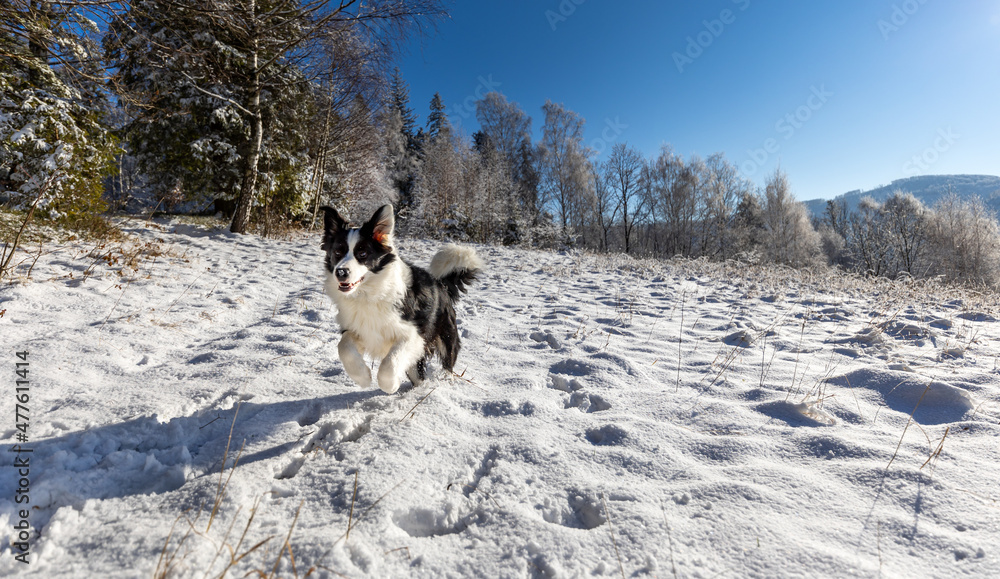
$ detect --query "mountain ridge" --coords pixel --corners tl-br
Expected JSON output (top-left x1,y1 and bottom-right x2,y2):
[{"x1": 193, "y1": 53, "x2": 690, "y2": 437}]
[{"x1": 803, "y1": 174, "x2": 1000, "y2": 217}]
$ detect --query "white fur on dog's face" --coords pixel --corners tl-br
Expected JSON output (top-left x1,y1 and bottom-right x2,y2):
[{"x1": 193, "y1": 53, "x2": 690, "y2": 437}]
[{"x1": 334, "y1": 230, "x2": 369, "y2": 296}]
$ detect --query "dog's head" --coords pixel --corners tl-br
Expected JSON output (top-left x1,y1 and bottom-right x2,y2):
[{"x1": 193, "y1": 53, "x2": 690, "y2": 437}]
[{"x1": 320, "y1": 204, "x2": 397, "y2": 297}]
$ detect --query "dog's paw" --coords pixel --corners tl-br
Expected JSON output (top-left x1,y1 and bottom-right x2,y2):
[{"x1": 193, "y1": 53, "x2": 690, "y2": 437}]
[
  {"x1": 342, "y1": 365, "x2": 372, "y2": 389},
  {"x1": 406, "y1": 367, "x2": 424, "y2": 387},
  {"x1": 377, "y1": 376, "x2": 401, "y2": 394},
  {"x1": 353, "y1": 374, "x2": 373, "y2": 389},
  {"x1": 377, "y1": 364, "x2": 401, "y2": 394}
]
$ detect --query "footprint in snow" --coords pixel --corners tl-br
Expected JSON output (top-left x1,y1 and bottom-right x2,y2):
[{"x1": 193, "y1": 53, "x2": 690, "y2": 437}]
[
  {"x1": 529, "y1": 330, "x2": 562, "y2": 350},
  {"x1": 273, "y1": 414, "x2": 373, "y2": 480},
  {"x1": 547, "y1": 370, "x2": 612, "y2": 413}
]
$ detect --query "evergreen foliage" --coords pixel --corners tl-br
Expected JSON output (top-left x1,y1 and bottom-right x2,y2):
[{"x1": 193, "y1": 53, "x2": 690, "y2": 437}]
[{"x1": 1, "y1": 1, "x2": 116, "y2": 223}]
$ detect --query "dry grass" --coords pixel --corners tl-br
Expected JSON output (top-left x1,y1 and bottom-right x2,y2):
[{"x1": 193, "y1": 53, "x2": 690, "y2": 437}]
[{"x1": 153, "y1": 403, "x2": 323, "y2": 579}]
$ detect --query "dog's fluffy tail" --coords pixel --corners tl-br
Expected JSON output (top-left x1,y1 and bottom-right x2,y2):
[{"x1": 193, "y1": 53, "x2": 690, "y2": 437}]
[{"x1": 429, "y1": 244, "x2": 483, "y2": 301}]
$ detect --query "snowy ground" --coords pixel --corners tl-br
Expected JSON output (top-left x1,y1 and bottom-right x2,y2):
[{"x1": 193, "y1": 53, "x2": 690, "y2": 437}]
[{"x1": 1, "y1": 218, "x2": 999, "y2": 578}]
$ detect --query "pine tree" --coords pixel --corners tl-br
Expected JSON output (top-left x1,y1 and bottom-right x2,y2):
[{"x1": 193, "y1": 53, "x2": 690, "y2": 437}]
[
  {"x1": 389, "y1": 67, "x2": 417, "y2": 141},
  {"x1": 107, "y1": 1, "x2": 445, "y2": 233},
  {"x1": 383, "y1": 69, "x2": 422, "y2": 210},
  {"x1": 106, "y1": 0, "x2": 315, "y2": 224},
  {"x1": 426, "y1": 92, "x2": 449, "y2": 139},
  {"x1": 0, "y1": 1, "x2": 116, "y2": 223}
]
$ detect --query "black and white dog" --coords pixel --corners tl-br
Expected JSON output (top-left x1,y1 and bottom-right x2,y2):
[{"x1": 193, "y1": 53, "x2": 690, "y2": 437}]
[{"x1": 320, "y1": 204, "x2": 482, "y2": 394}]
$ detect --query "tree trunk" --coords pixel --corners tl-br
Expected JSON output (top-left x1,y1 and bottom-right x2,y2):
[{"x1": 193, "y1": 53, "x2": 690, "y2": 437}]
[
  {"x1": 231, "y1": 42, "x2": 262, "y2": 234},
  {"x1": 309, "y1": 93, "x2": 335, "y2": 229}
]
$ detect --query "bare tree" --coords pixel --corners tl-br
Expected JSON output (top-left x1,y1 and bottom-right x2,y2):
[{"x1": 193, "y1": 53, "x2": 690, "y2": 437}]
[
  {"x1": 475, "y1": 92, "x2": 532, "y2": 169},
  {"x1": 537, "y1": 100, "x2": 590, "y2": 238},
  {"x1": 647, "y1": 146, "x2": 699, "y2": 257},
  {"x1": 881, "y1": 191, "x2": 928, "y2": 276},
  {"x1": 702, "y1": 153, "x2": 750, "y2": 260},
  {"x1": 589, "y1": 162, "x2": 618, "y2": 251},
  {"x1": 604, "y1": 143, "x2": 646, "y2": 254},
  {"x1": 847, "y1": 197, "x2": 894, "y2": 276}
]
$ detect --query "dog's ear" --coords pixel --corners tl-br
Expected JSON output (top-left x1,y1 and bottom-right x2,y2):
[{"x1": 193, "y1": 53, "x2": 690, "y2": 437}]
[
  {"x1": 366, "y1": 204, "x2": 395, "y2": 245},
  {"x1": 319, "y1": 206, "x2": 347, "y2": 250},
  {"x1": 320, "y1": 206, "x2": 347, "y2": 232}
]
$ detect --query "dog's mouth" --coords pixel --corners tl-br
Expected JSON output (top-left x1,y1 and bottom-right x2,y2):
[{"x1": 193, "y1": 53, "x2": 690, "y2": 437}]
[{"x1": 338, "y1": 276, "x2": 365, "y2": 292}]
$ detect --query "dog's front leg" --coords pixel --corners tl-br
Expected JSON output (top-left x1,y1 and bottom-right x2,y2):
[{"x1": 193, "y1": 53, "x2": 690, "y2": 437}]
[
  {"x1": 377, "y1": 337, "x2": 425, "y2": 394},
  {"x1": 338, "y1": 332, "x2": 372, "y2": 388}
]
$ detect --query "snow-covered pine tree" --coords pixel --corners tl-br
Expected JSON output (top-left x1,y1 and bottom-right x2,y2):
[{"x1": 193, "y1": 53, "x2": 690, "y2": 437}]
[
  {"x1": 0, "y1": 1, "x2": 116, "y2": 226},
  {"x1": 105, "y1": 0, "x2": 313, "y2": 226},
  {"x1": 107, "y1": 1, "x2": 444, "y2": 233},
  {"x1": 383, "y1": 68, "x2": 423, "y2": 212}
]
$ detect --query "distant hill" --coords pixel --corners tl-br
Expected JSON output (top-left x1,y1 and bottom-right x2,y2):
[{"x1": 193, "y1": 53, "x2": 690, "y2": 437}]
[{"x1": 803, "y1": 175, "x2": 1000, "y2": 218}]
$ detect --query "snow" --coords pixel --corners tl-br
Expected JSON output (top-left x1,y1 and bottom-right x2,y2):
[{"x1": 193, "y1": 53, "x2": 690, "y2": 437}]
[{"x1": 1, "y1": 218, "x2": 999, "y2": 577}]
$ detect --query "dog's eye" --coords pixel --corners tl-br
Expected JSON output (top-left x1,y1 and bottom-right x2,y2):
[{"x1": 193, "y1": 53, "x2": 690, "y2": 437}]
[{"x1": 356, "y1": 251, "x2": 368, "y2": 260}]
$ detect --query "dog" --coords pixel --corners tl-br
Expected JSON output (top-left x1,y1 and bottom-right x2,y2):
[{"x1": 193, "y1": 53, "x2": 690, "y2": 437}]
[{"x1": 320, "y1": 204, "x2": 482, "y2": 394}]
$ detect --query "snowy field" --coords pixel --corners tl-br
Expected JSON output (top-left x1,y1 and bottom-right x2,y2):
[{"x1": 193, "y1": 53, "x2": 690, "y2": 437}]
[{"x1": 1, "y1": 218, "x2": 999, "y2": 578}]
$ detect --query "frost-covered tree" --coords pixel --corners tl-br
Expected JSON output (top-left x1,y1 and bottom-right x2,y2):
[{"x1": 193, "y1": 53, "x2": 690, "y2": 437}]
[
  {"x1": 302, "y1": 94, "x2": 395, "y2": 231},
  {"x1": 471, "y1": 136, "x2": 519, "y2": 243},
  {"x1": 926, "y1": 194, "x2": 1000, "y2": 286},
  {"x1": 389, "y1": 67, "x2": 417, "y2": 139},
  {"x1": 841, "y1": 192, "x2": 927, "y2": 278},
  {"x1": 881, "y1": 191, "x2": 928, "y2": 276},
  {"x1": 760, "y1": 168, "x2": 821, "y2": 267},
  {"x1": 647, "y1": 146, "x2": 697, "y2": 256},
  {"x1": 384, "y1": 67, "x2": 423, "y2": 210},
  {"x1": 411, "y1": 127, "x2": 466, "y2": 235},
  {"x1": 732, "y1": 190, "x2": 766, "y2": 257},
  {"x1": 106, "y1": 0, "x2": 318, "y2": 222},
  {"x1": 702, "y1": 153, "x2": 750, "y2": 260},
  {"x1": 475, "y1": 92, "x2": 530, "y2": 169},
  {"x1": 847, "y1": 197, "x2": 894, "y2": 277},
  {"x1": 590, "y1": 163, "x2": 618, "y2": 251},
  {"x1": 306, "y1": 25, "x2": 395, "y2": 225},
  {"x1": 474, "y1": 91, "x2": 539, "y2": 226},
  {"x1": 537, "y1": 100, "x2": 590, "y2": 238}
]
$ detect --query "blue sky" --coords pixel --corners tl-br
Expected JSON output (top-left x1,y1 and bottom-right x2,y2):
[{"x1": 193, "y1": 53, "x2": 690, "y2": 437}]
[{"x1": 399, "y1": 0, "x2": 999, "y2": 201}]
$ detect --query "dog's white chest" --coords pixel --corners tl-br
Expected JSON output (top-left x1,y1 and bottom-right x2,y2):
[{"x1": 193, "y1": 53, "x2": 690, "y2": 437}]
[
  {"x1": 325, "y1": 265, "x2": 417, "y2": 360},
  {"x1": 337, "y1": 299, "x2": 413, "y2": 359}
]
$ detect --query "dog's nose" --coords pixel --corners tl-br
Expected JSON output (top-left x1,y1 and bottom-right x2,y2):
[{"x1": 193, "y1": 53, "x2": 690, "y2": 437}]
[{"x1": 335, "y1": 267, "x2": 349, "y2": 281}]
